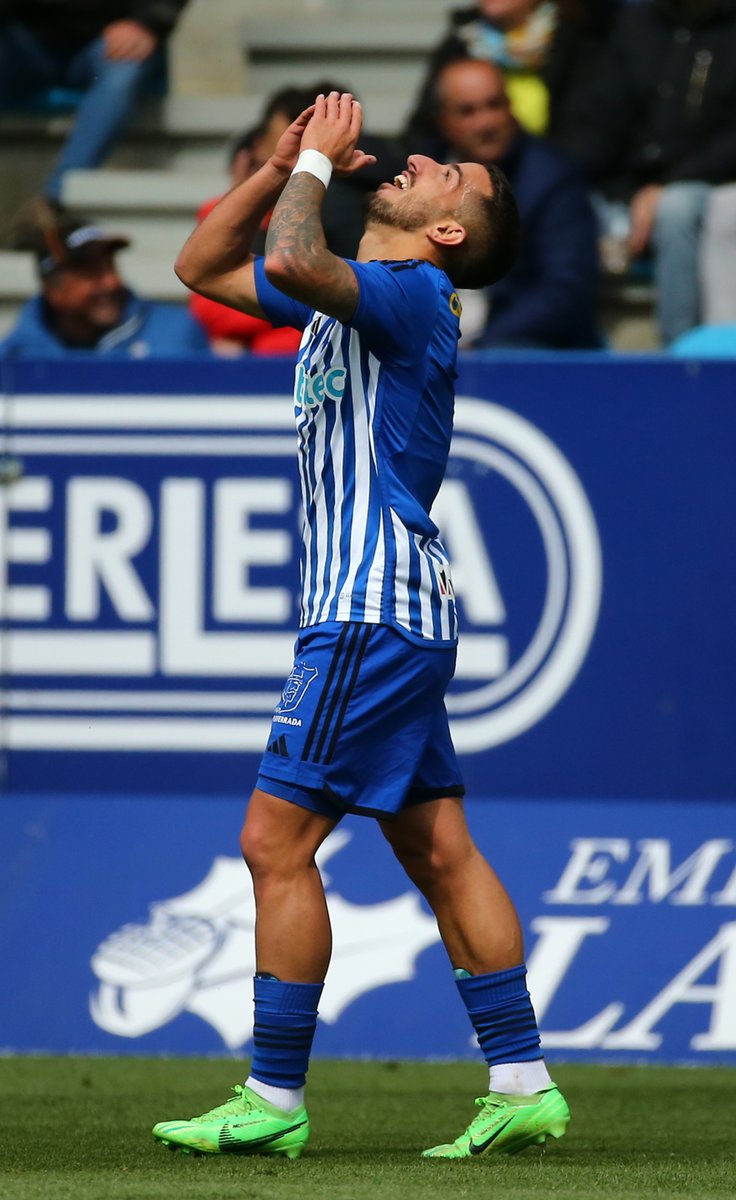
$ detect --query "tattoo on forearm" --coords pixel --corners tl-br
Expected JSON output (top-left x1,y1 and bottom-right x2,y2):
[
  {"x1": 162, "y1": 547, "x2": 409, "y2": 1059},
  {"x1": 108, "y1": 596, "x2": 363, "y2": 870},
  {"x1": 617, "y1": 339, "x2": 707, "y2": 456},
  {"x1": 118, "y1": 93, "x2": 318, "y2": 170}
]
[
  {"x1": 266, "y1": 174, "x2": 359, "y2": 318},
  {"x1": 266, "y1": 174, "x2": 326, "y2": 261}
]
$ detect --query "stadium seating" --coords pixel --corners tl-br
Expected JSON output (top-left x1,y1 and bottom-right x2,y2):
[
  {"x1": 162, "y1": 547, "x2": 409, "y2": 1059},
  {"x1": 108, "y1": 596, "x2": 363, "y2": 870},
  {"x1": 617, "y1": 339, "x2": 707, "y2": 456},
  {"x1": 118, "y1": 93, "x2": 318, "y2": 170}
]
[{"x1": 0, "y1": 0, "x2": 658, "y2": 349}]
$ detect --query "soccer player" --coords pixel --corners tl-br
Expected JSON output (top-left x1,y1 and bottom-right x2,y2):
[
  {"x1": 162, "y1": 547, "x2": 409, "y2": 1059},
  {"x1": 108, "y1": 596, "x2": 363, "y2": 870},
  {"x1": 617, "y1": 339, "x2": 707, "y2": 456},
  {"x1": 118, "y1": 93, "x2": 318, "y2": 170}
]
[{"x1": 152, "y1": 91, "x2": 570, "y2": 1161}]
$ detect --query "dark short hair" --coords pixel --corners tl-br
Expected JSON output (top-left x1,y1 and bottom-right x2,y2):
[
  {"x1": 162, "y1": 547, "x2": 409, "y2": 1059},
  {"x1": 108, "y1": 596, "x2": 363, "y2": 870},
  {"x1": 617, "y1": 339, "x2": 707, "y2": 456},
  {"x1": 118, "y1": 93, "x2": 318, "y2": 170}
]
[
  {"x1": 230, "y1": 80, "x2": 357, "y2": 165},
  {"x1": 262, "y1": 80, "x2": 355, "y2": 125},
  {"x1": 230, "y1": 125, "x2": 259, "y2": 164},
  {"x1": 447, "y1": 164, "x2": 520, "y2": 289}
]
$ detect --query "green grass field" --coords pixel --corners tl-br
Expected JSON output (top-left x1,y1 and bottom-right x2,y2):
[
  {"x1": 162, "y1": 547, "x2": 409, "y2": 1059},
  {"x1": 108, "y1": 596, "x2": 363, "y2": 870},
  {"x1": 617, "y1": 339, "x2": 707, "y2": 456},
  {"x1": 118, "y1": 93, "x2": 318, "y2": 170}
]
[{"x1": 2, "y1": 1058, "x2": 734, "y2": 1200}]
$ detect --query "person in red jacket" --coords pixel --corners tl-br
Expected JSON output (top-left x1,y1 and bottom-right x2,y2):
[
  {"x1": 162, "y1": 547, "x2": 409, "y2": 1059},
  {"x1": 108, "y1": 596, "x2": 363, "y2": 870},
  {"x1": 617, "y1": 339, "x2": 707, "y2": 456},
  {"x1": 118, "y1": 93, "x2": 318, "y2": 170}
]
[{"x1": 189, "y1": 107, "x2": 305, "y2": 357}]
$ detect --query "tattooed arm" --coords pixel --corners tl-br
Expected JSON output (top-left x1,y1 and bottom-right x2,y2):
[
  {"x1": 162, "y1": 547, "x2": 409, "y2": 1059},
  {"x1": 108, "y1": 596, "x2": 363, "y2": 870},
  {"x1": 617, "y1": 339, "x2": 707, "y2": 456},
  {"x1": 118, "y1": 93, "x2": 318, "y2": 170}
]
[
  {"x1": 174, "y1": 107, "x2": 315, "y2": 316},
  {"x1": 263, "y1": 92, "x2": 376, "y2": 323},
  {"x1": 264, "y1": 173, "x2": 360, "y2": 321}
]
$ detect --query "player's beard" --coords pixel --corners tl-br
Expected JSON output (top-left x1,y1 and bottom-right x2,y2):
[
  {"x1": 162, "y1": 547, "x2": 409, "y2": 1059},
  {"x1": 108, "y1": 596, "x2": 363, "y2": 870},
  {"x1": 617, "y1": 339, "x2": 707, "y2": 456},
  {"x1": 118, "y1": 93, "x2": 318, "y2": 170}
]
[{"x1": 366, "y1": 190, "x2": 435, "y2": 233}]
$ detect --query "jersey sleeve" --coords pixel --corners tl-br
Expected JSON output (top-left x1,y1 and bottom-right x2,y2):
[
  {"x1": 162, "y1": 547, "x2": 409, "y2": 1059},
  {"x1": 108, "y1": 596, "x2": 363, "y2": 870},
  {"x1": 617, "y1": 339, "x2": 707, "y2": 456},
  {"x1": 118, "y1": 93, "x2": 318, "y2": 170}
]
[
  {"x1": 349, "y1": 260, "x2": 441, "y2": 360},
  {"x1": 253, "y1": 257, "x2": 312, "y2": 331}
]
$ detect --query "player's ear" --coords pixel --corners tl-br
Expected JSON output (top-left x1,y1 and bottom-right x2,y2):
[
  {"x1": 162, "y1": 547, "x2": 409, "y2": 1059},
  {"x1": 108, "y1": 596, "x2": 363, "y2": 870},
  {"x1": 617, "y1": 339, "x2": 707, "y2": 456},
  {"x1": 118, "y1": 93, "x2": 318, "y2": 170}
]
[{"x1": 427, "y1": 218, "x2": 467, "y2": 250}]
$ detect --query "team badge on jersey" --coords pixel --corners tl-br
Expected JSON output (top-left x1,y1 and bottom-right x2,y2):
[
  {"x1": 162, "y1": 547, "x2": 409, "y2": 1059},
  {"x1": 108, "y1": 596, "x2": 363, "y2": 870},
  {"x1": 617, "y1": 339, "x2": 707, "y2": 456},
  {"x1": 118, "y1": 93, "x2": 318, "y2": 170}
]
[
  {"x1": 275, "y1": 662, "x2": 319, "y2": 713},
  {"x1": 449, "y1": 292, "x2": 463, "y2": 318}
]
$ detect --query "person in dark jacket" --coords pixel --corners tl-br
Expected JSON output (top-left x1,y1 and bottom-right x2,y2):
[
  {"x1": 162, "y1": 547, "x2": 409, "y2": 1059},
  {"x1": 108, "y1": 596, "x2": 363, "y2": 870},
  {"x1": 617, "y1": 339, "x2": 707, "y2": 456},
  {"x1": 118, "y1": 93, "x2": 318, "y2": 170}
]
[
  {"x1": 412, "y1": 56, "x2": 600, "y2": 350},
  {"x1": 406, "y1": 1, "x2": 614, "y2": 148},
  {"x1": 0, "y1": 1, "x2": 190, "y2": 199},
  {"x1": 560, "y1": 0, "x2": 736, "y2": 344},
  {"x1": 1, "y1": 212, "x2": 209, "y2": 358}
]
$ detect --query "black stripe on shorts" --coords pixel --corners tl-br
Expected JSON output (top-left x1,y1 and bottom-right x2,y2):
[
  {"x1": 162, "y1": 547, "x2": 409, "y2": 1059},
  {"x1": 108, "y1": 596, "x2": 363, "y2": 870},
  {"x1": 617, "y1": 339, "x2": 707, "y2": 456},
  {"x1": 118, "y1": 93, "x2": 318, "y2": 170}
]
[{"x1": 301, "y1": 623, "x2": 371, "y2": 765}]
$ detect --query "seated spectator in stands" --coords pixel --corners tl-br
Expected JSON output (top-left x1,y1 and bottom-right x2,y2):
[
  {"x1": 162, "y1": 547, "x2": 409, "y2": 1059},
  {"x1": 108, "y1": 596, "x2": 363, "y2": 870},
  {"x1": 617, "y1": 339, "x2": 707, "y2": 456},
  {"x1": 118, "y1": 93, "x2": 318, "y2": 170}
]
[
  {"x1": 409, "y1": 57, "x2": 600, "y2": 349},
  {"x1": 406, "y1": 0, "x2": 614, "y2": 146},
  {"x1": 1, "y1": 211, "x2": 209, "y2": 357},
  {"x1": 699, "y1": 184, "x2": 736, "y2": 326},
  {"x1": 559, "y1": 0, "x2": 736, "y2": 346},
  {"x1": 191, "y1": 82, "x2": 406, "y2": 356},
  {"x1": 0, "y1": 1, "x2": 189, "y2": 201}
]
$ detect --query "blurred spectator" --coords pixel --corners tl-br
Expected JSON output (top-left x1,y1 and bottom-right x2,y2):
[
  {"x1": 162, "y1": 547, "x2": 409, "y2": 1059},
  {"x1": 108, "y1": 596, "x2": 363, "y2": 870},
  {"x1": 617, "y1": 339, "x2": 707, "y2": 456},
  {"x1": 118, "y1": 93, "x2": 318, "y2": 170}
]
[
  {"x1": 409, "y1": 57, "x2": 600, "y2": 349},
  {"x1": 191, "y1": 82, "x2": 406, "y2": 357},
  {"x1": 0, "y1": 1, "x2": 189, "y2": 201},
  {"x1": 670, "y1": 323, "x2": 736, "y2": 357},
  {"x1": 1, "y1": 210, "x2": 209, "y2": 358},
  {"x1": 406, "y1": 1, "x2": 614, "y2": 145},
  {"x1": 560, "y1": 0, "x2": 736, "y2": 346},
  {"x1": 699, "y1": 184, "x2": 736, "y2": 325}
]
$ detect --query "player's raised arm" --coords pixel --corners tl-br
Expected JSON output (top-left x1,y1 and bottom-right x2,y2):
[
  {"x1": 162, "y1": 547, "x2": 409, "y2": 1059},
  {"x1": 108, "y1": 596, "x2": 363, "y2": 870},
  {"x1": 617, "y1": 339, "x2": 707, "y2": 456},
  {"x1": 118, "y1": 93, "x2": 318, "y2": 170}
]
[
  {"x1": 173, "y1": 106, "x2": 316, "y2": 316},
  {"x1": 263, "y1": 92, "x2": 376, "y2": 322}
]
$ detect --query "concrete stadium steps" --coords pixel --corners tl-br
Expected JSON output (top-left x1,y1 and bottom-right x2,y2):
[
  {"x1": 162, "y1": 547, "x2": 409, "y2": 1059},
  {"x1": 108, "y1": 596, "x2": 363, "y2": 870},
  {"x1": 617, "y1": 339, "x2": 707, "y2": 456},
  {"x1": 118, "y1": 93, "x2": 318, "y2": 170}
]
[
  {"x1": 0, "y1": 95, "x2": 261, "y2": 180},
  {"x1": 0, "y1": 0, "x2": 658, "y2": 350},
  {"x1": 0, "y1": 95, "x2": 261, "y2": 228},
  {"x1": 0, "y1": 249, "x2": 188, "y2": 307},
  {"x1": 0, "y1": 252, "x2": 39, "y2": 334},
  {"x1": 59, "y1": 168, "x2": 228, "y2": 262},
  {"x1": 0, "y1": 94, "x2": 262, "y2": 139},
  {"x1": 0, "y1": 87, "x2": 409, "y2": 230},
  {"x1": 62, "y1": 167, "x2": 228, "y2": 210},
  {"x1": 240, "y1": 17, "x2": 443, "y2": 117}
]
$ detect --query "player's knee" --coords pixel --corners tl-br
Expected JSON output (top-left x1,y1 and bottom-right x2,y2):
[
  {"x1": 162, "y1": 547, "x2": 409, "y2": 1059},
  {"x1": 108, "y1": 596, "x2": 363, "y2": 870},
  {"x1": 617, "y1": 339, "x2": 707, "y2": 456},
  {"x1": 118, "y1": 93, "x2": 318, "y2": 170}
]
[
  {"x1": 239, "y1": 816, "x2": 281, "y2": 880},
  {"x1": 240, "y1": 813, "x2": 315, "y2": 882}
]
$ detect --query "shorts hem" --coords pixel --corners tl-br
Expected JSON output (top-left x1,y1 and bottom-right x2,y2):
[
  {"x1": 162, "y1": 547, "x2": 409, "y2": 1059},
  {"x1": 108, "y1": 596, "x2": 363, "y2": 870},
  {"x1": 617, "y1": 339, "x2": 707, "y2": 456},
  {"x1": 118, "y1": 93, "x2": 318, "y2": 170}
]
[
  {"x1": 256, "y1": 757, "x2": 326, "y2": 791},
  {"x1": 256, "y1": 773, "x2": 339, "y2": 819},
  {"x1": 256, "y1": 773, "x2": 466, "y2": 822},
  {"x1": 406, "y1": 784, "x2": 466, "y2": 803}
]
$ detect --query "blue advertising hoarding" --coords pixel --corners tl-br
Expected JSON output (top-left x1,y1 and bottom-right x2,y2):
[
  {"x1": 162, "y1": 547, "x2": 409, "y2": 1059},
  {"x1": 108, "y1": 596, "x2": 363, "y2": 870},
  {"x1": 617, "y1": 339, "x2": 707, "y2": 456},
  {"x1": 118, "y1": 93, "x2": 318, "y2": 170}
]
[
  {"x1": 3, "y1": 794, "x2": 735, "y2": 1063},
  {"x1": 1, "y1": 356, "x2": 734, "y2": 1063}
]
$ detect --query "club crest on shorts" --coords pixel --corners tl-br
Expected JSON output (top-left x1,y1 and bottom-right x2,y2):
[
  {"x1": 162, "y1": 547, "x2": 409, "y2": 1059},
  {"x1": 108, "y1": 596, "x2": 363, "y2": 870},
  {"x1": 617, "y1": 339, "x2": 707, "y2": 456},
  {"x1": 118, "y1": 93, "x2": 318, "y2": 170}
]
[{"x1": 275, "y1": 662, "x2": 319, "y2": 713}]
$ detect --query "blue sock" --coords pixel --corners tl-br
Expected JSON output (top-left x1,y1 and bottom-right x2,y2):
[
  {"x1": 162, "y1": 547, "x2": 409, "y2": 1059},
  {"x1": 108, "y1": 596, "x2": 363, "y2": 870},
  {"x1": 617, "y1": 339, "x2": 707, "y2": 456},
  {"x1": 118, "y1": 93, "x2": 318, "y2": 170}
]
[
  {"x1": 455, "y1": 965, "x2": 542, "y2": 1065},
  {"x1": 249, "y1": 974, "x2": 323, "y2": 1089}
]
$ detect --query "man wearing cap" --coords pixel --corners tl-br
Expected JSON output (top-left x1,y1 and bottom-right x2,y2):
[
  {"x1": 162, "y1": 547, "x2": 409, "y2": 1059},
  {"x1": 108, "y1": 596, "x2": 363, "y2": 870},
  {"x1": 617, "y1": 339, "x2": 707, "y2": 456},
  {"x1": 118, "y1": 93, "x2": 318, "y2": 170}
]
[{"x1": 1, "y1": 215, "x2": 209, "y2": 357}]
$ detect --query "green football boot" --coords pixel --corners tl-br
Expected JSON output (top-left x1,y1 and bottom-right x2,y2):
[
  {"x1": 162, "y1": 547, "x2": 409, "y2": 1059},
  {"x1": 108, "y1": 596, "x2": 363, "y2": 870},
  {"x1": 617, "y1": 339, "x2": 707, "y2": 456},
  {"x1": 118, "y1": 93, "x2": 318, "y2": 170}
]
[
  {"x1": 152, "y1": 1084, "x2": 309, "y2": 1159},
  {"x1": 423, "y1": 1084, "x2": 570, "y2": 1159}
]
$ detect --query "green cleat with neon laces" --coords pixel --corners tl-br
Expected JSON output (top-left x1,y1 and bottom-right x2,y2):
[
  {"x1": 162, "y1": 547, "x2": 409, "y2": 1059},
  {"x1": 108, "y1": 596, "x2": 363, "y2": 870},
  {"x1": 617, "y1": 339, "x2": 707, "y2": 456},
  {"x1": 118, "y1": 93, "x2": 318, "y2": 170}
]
[
  {"x1": 152, "y1": 1084, "x2": 309, "y2": 1159},
  {"x1": 422, "y1": 1084, "x2": 570, "y2": 1159}
]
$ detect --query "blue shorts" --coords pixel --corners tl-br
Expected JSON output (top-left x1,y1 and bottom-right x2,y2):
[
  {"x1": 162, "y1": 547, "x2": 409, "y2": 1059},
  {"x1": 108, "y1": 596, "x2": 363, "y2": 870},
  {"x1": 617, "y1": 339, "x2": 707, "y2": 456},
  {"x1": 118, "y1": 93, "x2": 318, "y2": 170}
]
[{"x1": 256, "y1": 621, "x2": 464, "y2": 821}]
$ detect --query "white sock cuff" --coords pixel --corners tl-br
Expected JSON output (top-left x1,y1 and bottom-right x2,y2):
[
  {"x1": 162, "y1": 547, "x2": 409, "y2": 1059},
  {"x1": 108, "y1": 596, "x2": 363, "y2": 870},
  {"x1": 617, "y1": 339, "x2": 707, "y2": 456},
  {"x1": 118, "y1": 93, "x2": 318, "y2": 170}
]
[
  {"x1": 488, "y1": 1059, "x2": 553, "y2": 1096},
  {"x1": 245, "y1": 1075, "x2": 305, "y2": 1112}
]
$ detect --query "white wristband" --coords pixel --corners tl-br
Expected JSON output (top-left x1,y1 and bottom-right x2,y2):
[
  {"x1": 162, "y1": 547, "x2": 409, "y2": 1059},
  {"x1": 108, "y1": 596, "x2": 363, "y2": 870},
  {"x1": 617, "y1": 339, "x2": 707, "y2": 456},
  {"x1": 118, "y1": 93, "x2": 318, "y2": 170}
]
[{"x1": 292, "y1": 149, "x2": 333, "y2": 189}]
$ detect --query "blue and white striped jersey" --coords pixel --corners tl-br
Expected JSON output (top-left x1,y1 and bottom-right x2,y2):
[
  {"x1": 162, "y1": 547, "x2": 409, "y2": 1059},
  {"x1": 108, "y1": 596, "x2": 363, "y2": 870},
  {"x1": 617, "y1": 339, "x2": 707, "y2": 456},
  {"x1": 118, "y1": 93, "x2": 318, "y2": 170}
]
[{"x1": 255, "y1": 256, "x2": 461, "y2": 647}]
